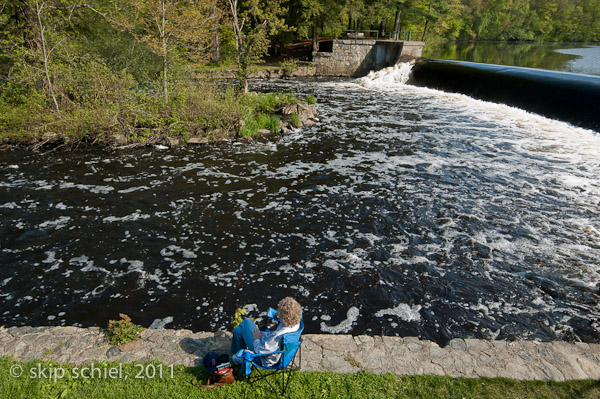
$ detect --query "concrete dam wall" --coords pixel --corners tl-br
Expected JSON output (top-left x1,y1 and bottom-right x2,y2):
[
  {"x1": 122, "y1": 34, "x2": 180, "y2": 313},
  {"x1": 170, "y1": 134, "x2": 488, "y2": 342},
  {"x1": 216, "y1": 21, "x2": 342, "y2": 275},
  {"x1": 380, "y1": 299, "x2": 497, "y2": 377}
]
[
  {"x1": 313, "y1": 39, "x2": 424, "y2": 77},
  {"x1": 410, "y1": 59, "x2": 600, "y2": 132}
]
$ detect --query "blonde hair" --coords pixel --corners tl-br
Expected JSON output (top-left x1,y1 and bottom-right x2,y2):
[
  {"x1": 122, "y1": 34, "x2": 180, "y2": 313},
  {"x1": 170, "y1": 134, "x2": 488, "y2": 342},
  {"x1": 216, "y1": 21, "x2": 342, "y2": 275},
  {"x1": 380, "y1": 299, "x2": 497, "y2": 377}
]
[{"x1": 277, "y1": 297, "x2": 302, "y2": 327}]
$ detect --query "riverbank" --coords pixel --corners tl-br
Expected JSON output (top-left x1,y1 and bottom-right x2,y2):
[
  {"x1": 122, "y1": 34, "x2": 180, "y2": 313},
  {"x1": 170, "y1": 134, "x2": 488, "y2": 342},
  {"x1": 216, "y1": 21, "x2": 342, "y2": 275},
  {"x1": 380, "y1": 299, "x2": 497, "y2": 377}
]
[
  {"x1": 2, "y1": 326, "x2": 599, "y2": 381},
  {"x1": 0, "y1": 86, "x2": 318, "y2": 152}
]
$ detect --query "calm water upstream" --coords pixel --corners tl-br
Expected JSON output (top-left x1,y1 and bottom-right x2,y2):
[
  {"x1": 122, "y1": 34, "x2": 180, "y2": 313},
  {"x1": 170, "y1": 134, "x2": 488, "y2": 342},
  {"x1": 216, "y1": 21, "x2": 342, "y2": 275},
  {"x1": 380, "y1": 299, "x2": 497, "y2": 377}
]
[
  {"x1": 425, "y1": 42, "x2": 600, "y2": 76},
  {"x1": 1, "y1": 65, "x2": 599, "y2": 344}
]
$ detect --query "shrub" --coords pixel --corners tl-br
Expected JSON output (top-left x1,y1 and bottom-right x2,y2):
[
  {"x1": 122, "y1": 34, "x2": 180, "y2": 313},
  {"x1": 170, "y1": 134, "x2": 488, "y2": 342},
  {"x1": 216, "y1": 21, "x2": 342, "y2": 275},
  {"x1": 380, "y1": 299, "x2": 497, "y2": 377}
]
[
  {"x1": 280, "y1": 58, "x2": 298, "y2": 75},
  {"x1": 240, "y1": 116, "x2": 259, "y2": 137},
  {"x1": 107, "y1": 314, "x2": 145, "y2": 346},
  {"x1": 291, "y1": 112, "x2": 301, "y2": 128},
  {"x1": 306, "y1": 95, "x2": 316, "y2": 105},
  {"x1": 269, "y1": 115, "x2": 281, "y2": 133},
  {"x1": 256, "y1": 113, "x2": 271, "y2": 130},
  {"x1": 247, "y1": 92, "x2": 299, "y2": 114}
]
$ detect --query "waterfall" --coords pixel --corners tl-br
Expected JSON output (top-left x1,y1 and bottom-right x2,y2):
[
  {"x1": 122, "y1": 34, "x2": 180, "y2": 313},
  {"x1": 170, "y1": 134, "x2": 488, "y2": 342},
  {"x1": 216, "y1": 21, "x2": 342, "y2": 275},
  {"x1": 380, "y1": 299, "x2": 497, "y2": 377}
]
[{"x1": 356, "y1": 62, "x2": 415, "y2": 88}]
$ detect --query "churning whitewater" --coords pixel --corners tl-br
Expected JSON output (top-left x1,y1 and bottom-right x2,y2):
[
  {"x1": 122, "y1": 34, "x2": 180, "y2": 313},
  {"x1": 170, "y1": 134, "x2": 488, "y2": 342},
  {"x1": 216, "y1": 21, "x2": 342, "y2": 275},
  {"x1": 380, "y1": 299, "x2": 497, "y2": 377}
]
[{"x1": 1, "y1": 64, "x2": 599, "y2": 344}]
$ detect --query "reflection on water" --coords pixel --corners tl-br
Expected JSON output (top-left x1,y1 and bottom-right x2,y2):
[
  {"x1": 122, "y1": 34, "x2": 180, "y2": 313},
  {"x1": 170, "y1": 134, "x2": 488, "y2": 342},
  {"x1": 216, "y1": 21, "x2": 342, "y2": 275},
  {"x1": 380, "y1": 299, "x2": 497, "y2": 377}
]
[
  {"x1": 423, "y1": 42, "x2": 600, "y2": 75},
  {"x1": 555, "y1": 46, "x2": 600, "y2": 76},
  {"x1": 1, "y1": 68, "x2": 599, "y2": 345}
]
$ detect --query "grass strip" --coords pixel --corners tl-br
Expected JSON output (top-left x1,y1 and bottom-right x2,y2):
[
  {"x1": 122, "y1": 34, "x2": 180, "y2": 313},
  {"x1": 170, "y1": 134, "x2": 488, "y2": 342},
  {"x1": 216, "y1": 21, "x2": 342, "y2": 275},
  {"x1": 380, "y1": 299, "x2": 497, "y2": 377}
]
[{"x1": 1, "y1": 356, "x2": 599, "y2": 399}]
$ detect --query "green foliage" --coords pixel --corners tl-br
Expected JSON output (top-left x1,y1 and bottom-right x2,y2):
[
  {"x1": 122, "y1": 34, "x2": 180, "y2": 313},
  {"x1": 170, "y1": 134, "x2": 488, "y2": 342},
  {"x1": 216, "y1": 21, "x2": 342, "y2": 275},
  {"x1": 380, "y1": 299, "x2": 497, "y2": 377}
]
[
  {"x1": 291, "y1": 112, "x2": 301, "y2": 128},
  {"x1": 240, "y1": 117, "x2": 259, "y2": 137},
  {"x1": 106, "y1": 314, "x2": 145, "y2": 347},
  {"x1": 306, "y1": 95, "x2": 316, "y2": 105},
  {"x1": 269, "y1": 114, "x2": 281, "y2": 133},
  {"x1": 280, "y1": 57, "x2": 298, "y2": 75},
  {"x1": 249, "y1": 92, "x2": 298, "y2": 113},
  {"x1": 228, "y1": 0, "x2": 289, "y2": 92},
  {"x1": 231, "y1": 307, "x2": 249, "y2": 328},
  {"x1": 256, "y1": 113, "x2": 271, "y2": 129}
]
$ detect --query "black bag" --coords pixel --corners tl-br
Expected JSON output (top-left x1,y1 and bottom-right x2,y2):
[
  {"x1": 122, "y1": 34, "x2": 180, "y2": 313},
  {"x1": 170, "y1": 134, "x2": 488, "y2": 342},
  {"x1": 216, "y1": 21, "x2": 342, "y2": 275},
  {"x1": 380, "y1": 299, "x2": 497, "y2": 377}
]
[{"x1": 203, "y1": 351, "x2": 220, "y2": 373}]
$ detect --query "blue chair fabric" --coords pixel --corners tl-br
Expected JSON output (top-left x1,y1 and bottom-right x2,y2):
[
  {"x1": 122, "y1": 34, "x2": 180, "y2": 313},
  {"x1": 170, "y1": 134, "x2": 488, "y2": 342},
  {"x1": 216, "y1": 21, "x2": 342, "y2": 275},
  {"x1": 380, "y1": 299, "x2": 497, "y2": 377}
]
[{"x1": 235, "y1": 308, "x2": 304, "y2": 395}]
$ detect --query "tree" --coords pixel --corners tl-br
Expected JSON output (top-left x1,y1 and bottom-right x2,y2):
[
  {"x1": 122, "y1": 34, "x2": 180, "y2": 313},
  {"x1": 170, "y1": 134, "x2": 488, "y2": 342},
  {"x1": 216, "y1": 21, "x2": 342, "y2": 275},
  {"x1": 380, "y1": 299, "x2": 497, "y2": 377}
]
[
  {"x1": 1, "y1": 0, "x2": 74, "y2": 111},
  {"x1": 417, "y1": 0, "x2": 449, "y2": 41},
  {"x1": 88, "y1": 0, "x2": 215, "y2": 102},
  {"x1": 294, "y1": 0, "x2": 345, "y2": 52},
  {"x1": 227, "y1": 0, "x2": 287, "y2": 92},
  {"x1": 345, "y1": 0, "x2": 365, "y2": 32},
  {"x1": 299, "y1": 0, "x2": 325, "y2": 52}
]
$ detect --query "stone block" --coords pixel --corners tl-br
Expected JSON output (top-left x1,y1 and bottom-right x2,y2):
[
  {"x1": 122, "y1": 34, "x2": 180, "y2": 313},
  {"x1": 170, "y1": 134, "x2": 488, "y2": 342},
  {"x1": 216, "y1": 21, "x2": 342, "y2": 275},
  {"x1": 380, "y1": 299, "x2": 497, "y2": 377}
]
[
  {"x1": 465, "y1": 338, "x2": 491, "y2": 352},
  {"x1": 449, "y1": 338, "x2": 467, "y2": 351}
]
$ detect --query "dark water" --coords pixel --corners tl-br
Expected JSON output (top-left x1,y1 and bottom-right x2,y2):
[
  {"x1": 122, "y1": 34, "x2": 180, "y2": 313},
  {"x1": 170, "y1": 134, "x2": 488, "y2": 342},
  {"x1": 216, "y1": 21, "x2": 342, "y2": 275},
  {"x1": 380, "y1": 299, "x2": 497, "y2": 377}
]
[
  {"x1": 1, "y1": 70, "x2": 599, "y2": 344},
  {"x1": 424, "y1": 42, "x2": 600, "y2": 76}
]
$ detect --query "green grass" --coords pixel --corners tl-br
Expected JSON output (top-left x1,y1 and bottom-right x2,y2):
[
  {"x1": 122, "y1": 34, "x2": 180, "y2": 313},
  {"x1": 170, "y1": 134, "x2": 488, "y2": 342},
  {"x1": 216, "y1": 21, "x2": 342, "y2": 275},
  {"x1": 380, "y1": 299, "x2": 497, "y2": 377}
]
[
  {"x1": 290, "y1": 112, "x2": 301, "y2": 128},
  {"x1": 1, "y1": 357, "x2": 599, "y2": 399}
]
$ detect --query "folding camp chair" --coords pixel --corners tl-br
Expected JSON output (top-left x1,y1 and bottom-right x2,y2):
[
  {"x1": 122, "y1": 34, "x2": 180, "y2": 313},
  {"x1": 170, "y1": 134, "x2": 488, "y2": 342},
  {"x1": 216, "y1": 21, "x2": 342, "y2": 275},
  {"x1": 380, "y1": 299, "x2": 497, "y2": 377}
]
[{"x1": 236, "y1": 308, "x2": 304, "y2": 396}]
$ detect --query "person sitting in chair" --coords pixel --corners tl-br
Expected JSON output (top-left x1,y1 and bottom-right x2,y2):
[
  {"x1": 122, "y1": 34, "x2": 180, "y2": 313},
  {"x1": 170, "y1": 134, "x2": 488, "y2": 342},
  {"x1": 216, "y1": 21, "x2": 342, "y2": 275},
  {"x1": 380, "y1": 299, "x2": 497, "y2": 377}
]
[{"x1": 230, "y1": 297, "x2": 302, "y2": 367}]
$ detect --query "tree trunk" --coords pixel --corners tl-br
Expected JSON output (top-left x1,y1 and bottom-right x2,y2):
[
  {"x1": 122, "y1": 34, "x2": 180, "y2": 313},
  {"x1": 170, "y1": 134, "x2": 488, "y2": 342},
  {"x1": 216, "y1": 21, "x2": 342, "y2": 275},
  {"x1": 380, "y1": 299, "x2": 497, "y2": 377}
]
[
  {"x1": 421, "y1": 20, "x2": 429, "y2": 41},
  {"x1": 228, "y1": 0, "x2": 246, "y2": 93},
  {"x1": 34, "y1": 0, "x2": 60, "y2": 113},
  {"x1": 379, "y1": 20, "x2": 386, "y2": 38},
  {"x1": 211, "y1": 29, "x2": 220, "y2": 62},
  {"x1": 312, "y1": 17, "x2": 318, "y2": 52},
  {"x1": 393, "y1": 9, "x2": 401, "y2": 40},
  {"x1": 210, "y1": 5, "x2": 221, "y2": 62},
  {"x1": 161, "y1": 0, "x2": 168, "y2": 103}
]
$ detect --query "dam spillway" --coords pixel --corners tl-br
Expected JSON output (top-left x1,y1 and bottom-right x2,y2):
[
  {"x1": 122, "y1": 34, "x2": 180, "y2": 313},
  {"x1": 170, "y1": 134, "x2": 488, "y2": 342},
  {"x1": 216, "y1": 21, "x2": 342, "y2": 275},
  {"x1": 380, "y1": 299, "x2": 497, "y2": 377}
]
[{"x1": 410, "y1": 59, "x2": 600, "y2": 132}]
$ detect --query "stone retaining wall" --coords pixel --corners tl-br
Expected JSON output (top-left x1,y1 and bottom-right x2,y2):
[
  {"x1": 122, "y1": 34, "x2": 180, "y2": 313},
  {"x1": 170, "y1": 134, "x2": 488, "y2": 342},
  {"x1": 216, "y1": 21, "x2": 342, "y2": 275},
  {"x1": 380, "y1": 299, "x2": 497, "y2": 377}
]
[
  {"x1": 1, "y1": 326, "x2": 599, "y2": 381},
  {"x1": 313, "y1": 39, "x2": 424, "y2": 77}
]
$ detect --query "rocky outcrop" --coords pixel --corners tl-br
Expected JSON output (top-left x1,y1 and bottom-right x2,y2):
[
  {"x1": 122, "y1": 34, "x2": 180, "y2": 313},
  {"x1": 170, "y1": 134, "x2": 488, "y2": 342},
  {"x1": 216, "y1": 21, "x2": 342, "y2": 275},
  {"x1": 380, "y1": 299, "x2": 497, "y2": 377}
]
[{"x1": 280, "y1": 103, "x2": 318, "y2": 125}]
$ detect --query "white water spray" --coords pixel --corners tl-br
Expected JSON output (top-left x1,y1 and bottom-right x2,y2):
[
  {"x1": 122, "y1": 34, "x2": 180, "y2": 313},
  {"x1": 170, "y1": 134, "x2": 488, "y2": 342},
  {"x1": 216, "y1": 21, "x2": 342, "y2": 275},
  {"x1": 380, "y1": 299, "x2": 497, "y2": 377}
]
[{"x1": 356, "y1": 62, "x2": 415, "y2": 88}]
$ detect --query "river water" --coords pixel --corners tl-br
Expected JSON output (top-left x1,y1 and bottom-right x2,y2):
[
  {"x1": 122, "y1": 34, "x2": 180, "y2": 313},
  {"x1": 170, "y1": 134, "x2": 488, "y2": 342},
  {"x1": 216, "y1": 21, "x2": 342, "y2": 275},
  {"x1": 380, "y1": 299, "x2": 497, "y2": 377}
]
[
  {"x1": 1, "y1": 65, "x2": 599, "y2": 344},
  {"x1": 425, "y1": 42, "x2": 600, "y2": 76}
]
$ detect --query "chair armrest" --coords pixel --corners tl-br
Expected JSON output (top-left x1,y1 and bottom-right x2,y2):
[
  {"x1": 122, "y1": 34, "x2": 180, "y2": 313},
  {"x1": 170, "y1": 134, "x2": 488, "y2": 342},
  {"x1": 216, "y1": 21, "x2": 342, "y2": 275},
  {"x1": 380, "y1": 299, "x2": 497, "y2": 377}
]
[{"x1": 236, "y1": 349, "x2": 283, "y2": 361}]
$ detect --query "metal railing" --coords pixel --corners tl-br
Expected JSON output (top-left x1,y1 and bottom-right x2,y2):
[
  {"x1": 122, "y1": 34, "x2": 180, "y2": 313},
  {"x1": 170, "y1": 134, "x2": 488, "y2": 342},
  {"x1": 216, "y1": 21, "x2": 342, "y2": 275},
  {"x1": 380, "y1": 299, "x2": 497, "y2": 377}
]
[
  {"x1": 342, "y1": 29, "x2": 380, "y2": 39},
  {"x1": 341, "y1": 30, "x2": 424, "y2": 41},
  {"x1": 393, "y1": 30, "x2": 424, "y2": 41}
]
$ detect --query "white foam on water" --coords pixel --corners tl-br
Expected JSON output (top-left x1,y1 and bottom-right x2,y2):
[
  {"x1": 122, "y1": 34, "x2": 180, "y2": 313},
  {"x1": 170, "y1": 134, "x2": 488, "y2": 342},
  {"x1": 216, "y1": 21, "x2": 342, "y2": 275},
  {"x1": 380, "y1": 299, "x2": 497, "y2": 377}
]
[
  {"x1": 59, "y1": 182, "x2": 114, "y2": 194},
  {"x1": 149, "y1": 316, "x2": 173, "y2": 329},
  {"x1": 82, "y1": 284, "x2": 105, "y2": 299},
  {"x1": 118, "y1": 186, "x2": 150, "y2": 193},
  {"x1": 103, "y1": 211, "x2": 150, "y2": 223},
  {"x1": 160, "y1": 245, "x2": 197, "y2": 259},
  {"x1": 356, "y1": 62, "x2": 415, "y2": 87},
  {"x1": 42, "y1": 251, "x2": 58, "y2": 264},
  {"x1": 0, "y1": 202, "x2": 20, "y2": 209},
  {"x1": 374, "y1": 303, "x2": 422, "y2": 322},
  {"x1": 69, "y1": 255, "x2": 109, "y2": 274},
  {"x1": 38, "y1": 216, "x2": 71, "y2": 230},
  {"x1": 320, "y1": 306, "x2": 360, "y2": 333}
]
